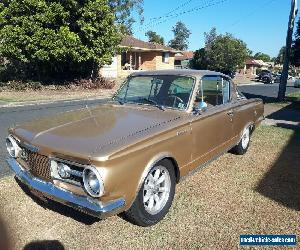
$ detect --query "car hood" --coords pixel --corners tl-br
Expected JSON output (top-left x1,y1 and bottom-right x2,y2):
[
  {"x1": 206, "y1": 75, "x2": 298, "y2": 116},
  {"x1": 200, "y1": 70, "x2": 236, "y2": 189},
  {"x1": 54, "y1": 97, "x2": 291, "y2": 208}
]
[{"x1": 11, "y1": 104, "x2": 186, "y2": 160}]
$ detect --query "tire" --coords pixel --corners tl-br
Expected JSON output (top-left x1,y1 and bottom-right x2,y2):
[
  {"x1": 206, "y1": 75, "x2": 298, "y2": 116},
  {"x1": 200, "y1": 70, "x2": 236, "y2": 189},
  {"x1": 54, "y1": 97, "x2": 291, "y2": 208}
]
[
  {"x1": 262, "y1": 77, "x2": 271, "y2": 84},
  {"x1": 231, "y1": 126, "x2": 251, "y2": 155},
  {"x1": 123, "y1": 159, "x2": 176, "y2": 227}
]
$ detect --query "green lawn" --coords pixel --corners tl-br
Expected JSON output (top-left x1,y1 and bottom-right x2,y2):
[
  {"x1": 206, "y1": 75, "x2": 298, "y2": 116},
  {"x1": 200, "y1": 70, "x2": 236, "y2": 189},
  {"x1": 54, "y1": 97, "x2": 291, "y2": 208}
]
[
  {"x1": 0, "y1": 97, "x2": 20, "y2": 103},
  {"x1": 287, "y1": 91, "x2": 300, "y2": 101},
  {"x1": 284, "y1": 91, "x2": 300, "y2": 110},
  {"x1": 268, "y1": 91, "x2": 300, "y2": 110}
]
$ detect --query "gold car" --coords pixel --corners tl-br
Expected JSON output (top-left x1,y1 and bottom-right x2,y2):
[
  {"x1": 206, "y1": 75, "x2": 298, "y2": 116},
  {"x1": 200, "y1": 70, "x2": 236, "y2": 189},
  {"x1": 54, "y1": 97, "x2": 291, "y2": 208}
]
[{"x1": 6, "y1": 70, "x2": 264, "y2": 226}]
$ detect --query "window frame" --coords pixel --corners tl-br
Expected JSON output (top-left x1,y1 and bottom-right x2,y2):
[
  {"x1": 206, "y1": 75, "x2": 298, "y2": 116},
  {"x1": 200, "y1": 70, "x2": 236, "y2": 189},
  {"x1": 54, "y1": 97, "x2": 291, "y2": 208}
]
[
  {"x1": 197, "y1": 75, "x2": 232, "y2": 108},
  {"x1": 221, "y1": 76, "x2": 231, "y2": 104},
  {"x1": 162, "y1": 52, "x2": 170, "y2": 63}
]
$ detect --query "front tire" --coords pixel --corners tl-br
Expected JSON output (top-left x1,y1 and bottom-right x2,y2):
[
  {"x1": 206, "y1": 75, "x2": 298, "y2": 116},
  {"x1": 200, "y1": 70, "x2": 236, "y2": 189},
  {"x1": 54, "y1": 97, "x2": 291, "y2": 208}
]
[
  {"x1": 123, "y1": 159, "x2": 176, "y2": 226},
  {"x1": 231, "y1": 126, "x2": 251, "y2": 155}
]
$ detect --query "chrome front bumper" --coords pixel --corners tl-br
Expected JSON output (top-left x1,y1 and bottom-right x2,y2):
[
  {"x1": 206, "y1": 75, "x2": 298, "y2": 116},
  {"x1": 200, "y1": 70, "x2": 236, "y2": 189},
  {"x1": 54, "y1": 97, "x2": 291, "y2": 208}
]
[{"x1": 6, "y1": 158, "x2": 125, "y2": 219}]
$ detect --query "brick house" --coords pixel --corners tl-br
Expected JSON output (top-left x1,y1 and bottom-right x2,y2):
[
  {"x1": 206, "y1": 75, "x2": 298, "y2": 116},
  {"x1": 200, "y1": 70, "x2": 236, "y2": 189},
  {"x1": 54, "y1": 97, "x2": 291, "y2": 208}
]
[
  {"x1": 100, "y1": 36, "x2": 178, "y2": 78},
  {"x1": 243, "y1": 59, "x2": 271, "y2": 75},
  {"x1": 174, "y1": 51, "x2": 194, "y2": 69}
]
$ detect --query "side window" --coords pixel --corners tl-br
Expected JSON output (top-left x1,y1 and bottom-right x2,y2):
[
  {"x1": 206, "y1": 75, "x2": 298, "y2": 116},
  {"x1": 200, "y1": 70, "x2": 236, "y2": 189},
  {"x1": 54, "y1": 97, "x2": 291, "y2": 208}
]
[
  {"x1": 222, "y1": 78, "x2": 230, "y2": 104},
  {"x1": 200, "y1": 76, "x2": 230, "y2": 107},
  {"x1": 201, "y1": 76, "x2": 223, "y2": 106}
]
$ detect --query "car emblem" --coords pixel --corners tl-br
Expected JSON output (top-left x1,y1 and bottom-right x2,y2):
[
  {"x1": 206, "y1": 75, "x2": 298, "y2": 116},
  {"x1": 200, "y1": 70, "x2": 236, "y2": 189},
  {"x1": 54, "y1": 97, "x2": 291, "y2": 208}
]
[{"x1": 20, "y1": 150, "x2": 29, "y2": 161}]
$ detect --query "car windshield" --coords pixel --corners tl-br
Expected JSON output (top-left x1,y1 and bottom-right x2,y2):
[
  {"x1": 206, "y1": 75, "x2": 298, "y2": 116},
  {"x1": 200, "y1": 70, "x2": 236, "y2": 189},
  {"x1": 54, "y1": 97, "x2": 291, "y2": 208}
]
[{"x1": 113, "y1": 75, "x2": 195, "y2": 110}]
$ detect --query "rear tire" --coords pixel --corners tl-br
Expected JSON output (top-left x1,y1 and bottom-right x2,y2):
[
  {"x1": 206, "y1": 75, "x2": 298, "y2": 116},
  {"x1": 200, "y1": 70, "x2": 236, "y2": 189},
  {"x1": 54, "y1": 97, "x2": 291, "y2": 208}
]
[
  {"x1": 123, "y1": 159, "x2": 176, "y2": 226},
  {"x1": 231, "y1": 126, "x2": 251, "y2": 155}
]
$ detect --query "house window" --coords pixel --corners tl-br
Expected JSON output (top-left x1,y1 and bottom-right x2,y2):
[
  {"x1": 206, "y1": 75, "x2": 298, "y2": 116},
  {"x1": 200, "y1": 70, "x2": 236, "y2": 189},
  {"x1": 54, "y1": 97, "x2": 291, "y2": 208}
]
[
  {"x1": 162, "y1": 52, "x2": 169, "y2": 63},
  {"x1": 121, "y1": 52, "x2": 127, "y2": 67}
]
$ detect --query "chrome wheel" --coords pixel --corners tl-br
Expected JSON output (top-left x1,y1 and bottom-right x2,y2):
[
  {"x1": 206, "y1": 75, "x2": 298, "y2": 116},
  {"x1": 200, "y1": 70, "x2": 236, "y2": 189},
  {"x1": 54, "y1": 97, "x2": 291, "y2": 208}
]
[
  {"x1": 241, "y1": 128, "x2": 250, "y2": 149},
  {"x1": 143, "y1": 165, "x2": 171, "y2": 215}
]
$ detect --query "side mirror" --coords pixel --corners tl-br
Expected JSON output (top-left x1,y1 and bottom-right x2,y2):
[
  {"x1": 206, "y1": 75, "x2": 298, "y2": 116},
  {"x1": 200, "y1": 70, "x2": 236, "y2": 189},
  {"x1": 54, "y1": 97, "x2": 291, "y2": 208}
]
[
  {"x1": 198, "y1": 101, "x2": 207, "y2": 110},
  {"x1": 193, "y1": 101, "x2": 207, "y2": 115}
]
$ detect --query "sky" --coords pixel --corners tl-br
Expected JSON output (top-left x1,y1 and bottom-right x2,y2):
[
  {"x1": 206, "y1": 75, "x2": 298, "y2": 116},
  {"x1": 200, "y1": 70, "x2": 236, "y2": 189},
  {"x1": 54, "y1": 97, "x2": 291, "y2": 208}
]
[{"x1": 132, "y1": 0, "x2": 298, "y2": 58}]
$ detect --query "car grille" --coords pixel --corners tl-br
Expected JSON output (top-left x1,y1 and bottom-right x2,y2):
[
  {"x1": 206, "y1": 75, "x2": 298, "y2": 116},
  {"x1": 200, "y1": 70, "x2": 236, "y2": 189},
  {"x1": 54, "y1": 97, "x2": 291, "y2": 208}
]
[{"x1": 22, "y1": 148, "x2": 51, "y2": 181}]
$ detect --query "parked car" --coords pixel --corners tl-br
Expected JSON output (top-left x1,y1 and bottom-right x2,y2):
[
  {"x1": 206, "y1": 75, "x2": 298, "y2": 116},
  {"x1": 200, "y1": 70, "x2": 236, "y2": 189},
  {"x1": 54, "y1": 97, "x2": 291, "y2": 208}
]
[
  {"x1": 256, "y1": 70, "x2": 274, "y2": 84},
  {"x1": 274, "y1": 73, "x2": 281, "y2": 83},
  {"x1": 6, "y1": 70, "x2": 264, "y2": 226},
  {"x1": 221, "y1": 70, "x2": 236, "y2": 79},
  {"x1": 275, "y1": 72, "x2": 295, "y2": 83},
  {"x1": 294, "y1": 78, "x2": 300, "y2": 88}
]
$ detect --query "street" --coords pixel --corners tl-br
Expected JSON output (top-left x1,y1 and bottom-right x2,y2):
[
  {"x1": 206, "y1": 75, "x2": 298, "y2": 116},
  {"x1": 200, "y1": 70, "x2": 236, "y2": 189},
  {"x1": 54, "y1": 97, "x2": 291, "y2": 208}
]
[
  {"x1": 0, "y1": 98, "x2": 107, "y2": 178},
  {"x1": 238, "y1": 81, "x2": 299, "y2": 100},
  {"x1": 0, "y1": 82, "x2": 299, "y2": 178}
]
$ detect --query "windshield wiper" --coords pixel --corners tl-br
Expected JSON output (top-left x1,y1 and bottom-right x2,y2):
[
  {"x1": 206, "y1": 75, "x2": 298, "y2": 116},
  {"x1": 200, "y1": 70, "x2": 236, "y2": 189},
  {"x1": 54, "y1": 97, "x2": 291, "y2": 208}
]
[{"x1": 142, "y1": 98, "x2": 165, "y2": 111}]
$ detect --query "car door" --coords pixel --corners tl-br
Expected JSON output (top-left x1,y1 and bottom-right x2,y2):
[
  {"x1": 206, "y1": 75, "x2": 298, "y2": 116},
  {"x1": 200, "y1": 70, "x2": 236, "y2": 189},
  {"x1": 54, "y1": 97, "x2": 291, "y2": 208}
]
[{"x1": 189, "y1": 76, "x2": 235, "y2": 170}]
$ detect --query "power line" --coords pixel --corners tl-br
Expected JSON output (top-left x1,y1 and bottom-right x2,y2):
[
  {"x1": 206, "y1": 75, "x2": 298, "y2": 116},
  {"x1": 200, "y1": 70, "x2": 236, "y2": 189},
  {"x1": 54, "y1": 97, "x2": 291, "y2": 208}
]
[
  {"x1": 142, "y1": 0, "x2": 210, "y2": 28},
  {"x1": 139, "y1": 0, "x2": 228, "y2": 32},
  {"x1": 149, "y1": 0, "x2": 195, "y2": 21},
  {"x1": 144, "y1": 0, "x2": 208, "y2": 27}
]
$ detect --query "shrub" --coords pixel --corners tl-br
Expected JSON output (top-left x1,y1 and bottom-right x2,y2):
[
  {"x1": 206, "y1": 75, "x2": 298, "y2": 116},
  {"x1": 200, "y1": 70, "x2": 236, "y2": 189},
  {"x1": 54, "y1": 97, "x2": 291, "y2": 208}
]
[
  {"x1": 0, "y1": 78, "x2": 115, "y2": 91},
  {"x1": 74, "y1": 77, "x2": 116, "y2": 90},
  {"x1": 3, "y1": 81, "x2": 43, "y2": 91},
  {"x1": 0, "y1": 0, "x2": 120, "y2": 81}
]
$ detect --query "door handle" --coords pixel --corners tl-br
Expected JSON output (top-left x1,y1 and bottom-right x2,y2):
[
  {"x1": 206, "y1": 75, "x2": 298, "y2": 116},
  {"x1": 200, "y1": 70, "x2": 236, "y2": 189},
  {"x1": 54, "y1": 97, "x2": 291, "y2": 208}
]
[{"x1": 227, "y1": 110, "x2": 234, "y2": 116}]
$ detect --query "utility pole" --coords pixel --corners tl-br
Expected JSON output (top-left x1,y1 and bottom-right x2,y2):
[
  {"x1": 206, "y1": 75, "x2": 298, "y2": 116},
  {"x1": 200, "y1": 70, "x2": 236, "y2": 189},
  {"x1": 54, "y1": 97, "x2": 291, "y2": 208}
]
[{"x1": 278, "y1": 0, "x2": 298, "y2": 101}]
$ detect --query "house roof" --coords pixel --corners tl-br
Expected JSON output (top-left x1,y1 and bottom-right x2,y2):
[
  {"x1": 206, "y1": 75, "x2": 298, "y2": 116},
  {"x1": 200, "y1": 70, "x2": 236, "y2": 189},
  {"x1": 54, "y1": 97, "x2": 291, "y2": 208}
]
[
  {"x1": 120, "y1": 36, "x2": 178, "y2": 52},
  {"x1": 175, "y1": 51, "x2": 194, "y2": 60},
  {"x1": 246, "y1": 59, "x2": 270, "y2": 67}
]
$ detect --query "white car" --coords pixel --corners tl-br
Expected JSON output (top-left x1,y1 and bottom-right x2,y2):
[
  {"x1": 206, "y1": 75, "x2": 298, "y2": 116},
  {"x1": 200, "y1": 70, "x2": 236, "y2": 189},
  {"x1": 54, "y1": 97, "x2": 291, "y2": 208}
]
[{"x1": 294, "y1": 78, "x2": 300, "y2": 88}]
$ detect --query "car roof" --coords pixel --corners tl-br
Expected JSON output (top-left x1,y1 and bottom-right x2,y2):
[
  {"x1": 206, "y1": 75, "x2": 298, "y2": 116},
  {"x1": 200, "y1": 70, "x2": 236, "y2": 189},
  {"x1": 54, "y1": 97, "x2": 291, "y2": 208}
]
[{"x1": 129, "y1": 69, "x2": 230, "y2": 79}]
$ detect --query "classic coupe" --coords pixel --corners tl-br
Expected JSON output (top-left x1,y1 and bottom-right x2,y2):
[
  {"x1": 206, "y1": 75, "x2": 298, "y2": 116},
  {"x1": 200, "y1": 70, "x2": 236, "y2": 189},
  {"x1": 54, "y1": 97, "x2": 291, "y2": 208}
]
[{"x1": 6, "y1": 70, "x2": 264, "y2": 226}]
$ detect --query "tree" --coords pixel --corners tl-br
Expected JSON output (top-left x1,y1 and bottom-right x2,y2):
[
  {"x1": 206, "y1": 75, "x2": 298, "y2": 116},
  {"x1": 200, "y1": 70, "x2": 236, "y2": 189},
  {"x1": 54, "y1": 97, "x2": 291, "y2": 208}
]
[
  {"x1": 206, "y1": 34, "x2": 250, "y2": 72},
  {"x1": 109, "y1": 0, "x2": 144, "y2": 35},
  {"x1": 204, "y1": 27, "x2": 217, "y2": 49},
  {"x1": 0, "y1": 0, "x2": 120, "y2": 80},
  {"x1": 253, "y1": 52, "x2": 271, "y2": 62},
  {"x1": 145, "y1": 31, "x2": 164, "y2": 45},
  {"x1": 275, "y1": 46, "x2": 286, "y2": 65},
  {"x1": 169, "y1": 21, "x2": 191, "y2": 51},
  {"x1": 291, "y1": 18, "x2": 300, "y2": 66},
  {"x1": 190, "y1": 48, "x2": 208, "y2": 70}
]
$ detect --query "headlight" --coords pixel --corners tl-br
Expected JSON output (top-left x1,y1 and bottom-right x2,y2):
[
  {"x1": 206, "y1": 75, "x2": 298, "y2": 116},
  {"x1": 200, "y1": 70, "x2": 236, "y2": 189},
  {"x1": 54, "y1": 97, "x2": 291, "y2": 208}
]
[
  {"x1": 57, "y1": 163, "x2": 71, "y2": 179},
  {"x1": 83, "y1": 166, "x2": 104, "y2": 197},
  {"x1": 6, "y1": 135, "x2": 21, "y2": 158}
]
